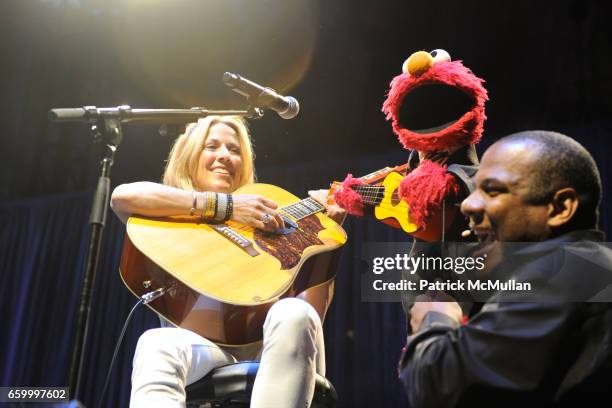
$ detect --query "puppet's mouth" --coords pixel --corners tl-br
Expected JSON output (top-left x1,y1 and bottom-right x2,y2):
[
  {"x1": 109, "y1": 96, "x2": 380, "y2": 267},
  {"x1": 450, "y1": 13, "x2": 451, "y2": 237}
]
[{"x1": 397, "y1": 83, "x2": 474, "y2": 133}]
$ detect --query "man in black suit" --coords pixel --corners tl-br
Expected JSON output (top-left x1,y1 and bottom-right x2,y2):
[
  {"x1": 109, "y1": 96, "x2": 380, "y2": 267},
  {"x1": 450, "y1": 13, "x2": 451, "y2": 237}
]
[{"x1": 400, "y1": 130, "x2": 612, "y2": 407}]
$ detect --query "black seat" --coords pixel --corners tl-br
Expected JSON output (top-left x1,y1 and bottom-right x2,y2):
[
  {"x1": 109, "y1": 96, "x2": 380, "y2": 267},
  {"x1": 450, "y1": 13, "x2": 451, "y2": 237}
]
[{"x1": 185, "y1": 361, "x2": 337, "y2": 408}]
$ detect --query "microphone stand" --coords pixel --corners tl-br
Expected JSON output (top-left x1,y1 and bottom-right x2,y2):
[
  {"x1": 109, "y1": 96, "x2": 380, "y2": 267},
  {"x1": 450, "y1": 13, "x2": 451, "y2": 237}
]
[{"x1": 50, "y1": 105, "x2": 264, "y2": 406}]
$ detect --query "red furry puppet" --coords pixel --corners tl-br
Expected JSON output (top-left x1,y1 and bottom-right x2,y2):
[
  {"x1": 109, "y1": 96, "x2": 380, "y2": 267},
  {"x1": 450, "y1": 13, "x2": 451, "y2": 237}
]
[{"x1": 333, "y1": 49, "x2": 489, "y2": 319}]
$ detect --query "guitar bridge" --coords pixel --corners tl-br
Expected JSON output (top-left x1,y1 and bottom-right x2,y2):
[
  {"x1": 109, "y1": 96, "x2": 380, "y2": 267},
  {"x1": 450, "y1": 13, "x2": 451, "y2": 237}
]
[{"x1": 212, "y1": 224, "x2": 259, "y2": 257}]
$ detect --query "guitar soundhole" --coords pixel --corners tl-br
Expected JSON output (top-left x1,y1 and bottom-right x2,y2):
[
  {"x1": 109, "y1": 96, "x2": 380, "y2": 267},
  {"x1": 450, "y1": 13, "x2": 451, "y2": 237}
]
[
  {"x1": 391, "y1": 189, "x2": 401, "y2": 206},
  {"x1": 254, "y1": 215, "x2": 325, "y2": 270}
]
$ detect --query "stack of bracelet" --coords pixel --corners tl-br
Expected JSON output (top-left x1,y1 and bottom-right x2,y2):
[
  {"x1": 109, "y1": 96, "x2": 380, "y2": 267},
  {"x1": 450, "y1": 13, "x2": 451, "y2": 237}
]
[{"x1": 190, "y1": 191, "x2": 233, "y2": 222}]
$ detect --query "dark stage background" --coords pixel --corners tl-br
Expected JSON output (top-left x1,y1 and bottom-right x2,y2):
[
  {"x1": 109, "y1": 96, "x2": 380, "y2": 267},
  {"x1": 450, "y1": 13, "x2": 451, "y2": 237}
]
[{"x1": 1, "y1": 0, "x2": 611, "y2": 407}]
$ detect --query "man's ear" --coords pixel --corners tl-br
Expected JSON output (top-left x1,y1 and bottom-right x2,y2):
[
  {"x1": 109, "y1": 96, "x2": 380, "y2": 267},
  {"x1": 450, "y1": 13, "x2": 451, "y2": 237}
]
[{"x1": 547, "y1": 188, "x2": 579, "y2": 228}]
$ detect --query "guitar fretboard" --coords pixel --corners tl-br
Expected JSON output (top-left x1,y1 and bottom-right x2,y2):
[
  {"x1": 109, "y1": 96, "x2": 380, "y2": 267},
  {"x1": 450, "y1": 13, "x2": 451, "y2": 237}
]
[
  {"x1": 353, "y1": 185, "x2": 386, "y2": 206},
  {"x1": 280, "y1": 197, "x2": 325, "y2": 221},
  {"x1": 283, "y1": 164, "x2": 406, "y2": 221}
]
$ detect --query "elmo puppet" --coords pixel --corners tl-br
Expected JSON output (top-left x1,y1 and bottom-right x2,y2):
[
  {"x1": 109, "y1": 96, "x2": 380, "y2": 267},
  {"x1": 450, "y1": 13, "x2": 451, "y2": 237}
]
[{"x1": 334, "y1": 49, "x2": 488, "y2": 241}]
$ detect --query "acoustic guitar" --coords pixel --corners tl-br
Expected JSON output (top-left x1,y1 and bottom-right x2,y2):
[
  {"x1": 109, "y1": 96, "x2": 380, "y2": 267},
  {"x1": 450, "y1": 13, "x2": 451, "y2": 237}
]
[{"x1": 119, "y1": 164, "x2": 409, "y2": 346}]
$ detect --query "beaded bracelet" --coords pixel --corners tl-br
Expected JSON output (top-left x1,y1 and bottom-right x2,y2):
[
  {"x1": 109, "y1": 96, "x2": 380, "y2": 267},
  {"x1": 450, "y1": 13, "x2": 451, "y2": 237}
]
[
  {"x1": 202, "y1": 192, "x2": 217, "y2": 219},
  {"x1": 202, "y1": 192, "x2": 208, "y2": 218},
  {"x1": 211, "y1": 192, "x2": 218, "y2": 219}
]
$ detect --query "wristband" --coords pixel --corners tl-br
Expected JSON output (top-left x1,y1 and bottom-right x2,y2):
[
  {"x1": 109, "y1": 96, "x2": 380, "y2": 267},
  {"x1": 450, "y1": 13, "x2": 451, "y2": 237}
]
[
  {"x1": 190, "y1": 191, "x2": 198, "y2": 216},
  {"x1": 215, "y1": 193, "x2": 228, "y2": 222},
  {"x1": 225, "y1": 194, "x2": 233, "y2": 221}
]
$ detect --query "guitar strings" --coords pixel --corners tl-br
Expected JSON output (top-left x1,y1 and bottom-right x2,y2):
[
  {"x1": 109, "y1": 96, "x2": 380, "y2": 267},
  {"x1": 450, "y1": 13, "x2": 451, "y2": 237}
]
[
  {"x1": 336, "y1": 185, "x2": 427, "y2": 217},
  {"x1": 352, "y1": 187, "x2": 385, "y2": 201},
  {"x1": 353, "y1": 187, "x2": 397, "y2": 205},
  {"x1": 225, "y1": 193, "x2": 413, "y2": 230}
]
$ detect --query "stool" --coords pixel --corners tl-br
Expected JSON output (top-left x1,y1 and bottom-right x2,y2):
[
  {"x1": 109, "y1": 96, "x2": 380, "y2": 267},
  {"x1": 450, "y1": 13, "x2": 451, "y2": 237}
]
[{"x1": 185, "y1": 361, "x2": 337, "y2": 408}]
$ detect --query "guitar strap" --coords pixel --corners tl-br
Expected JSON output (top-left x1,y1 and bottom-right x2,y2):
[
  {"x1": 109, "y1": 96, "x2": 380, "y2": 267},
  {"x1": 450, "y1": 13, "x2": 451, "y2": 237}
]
[
  {"x1": 405, "y1": 149, "x2": 420, "y2": 173},
  {"x1": 446, "y1": 164, "x2": 478, "y2": 196},
  {"x1": 399, "y1": 159, "x2": 479, "y2": 327}
]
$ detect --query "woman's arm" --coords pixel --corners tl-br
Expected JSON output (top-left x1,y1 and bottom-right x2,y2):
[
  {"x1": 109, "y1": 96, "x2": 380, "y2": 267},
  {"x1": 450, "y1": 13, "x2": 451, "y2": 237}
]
[
  {"x1": 110, "y1": 182, "x2": 194, "y2": 221},
  {"x1": 111, "y1": 181, "x2": 285, "y2": 231}
]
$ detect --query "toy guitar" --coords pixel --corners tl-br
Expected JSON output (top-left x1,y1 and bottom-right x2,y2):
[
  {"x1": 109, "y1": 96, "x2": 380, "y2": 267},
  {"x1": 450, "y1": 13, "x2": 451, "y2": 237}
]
[{"x1": 328, "y1": 164, "x2": 458, "y2": 242}]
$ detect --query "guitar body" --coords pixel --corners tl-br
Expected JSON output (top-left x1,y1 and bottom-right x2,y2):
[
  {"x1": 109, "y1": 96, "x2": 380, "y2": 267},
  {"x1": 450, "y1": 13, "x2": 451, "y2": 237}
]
[
  {"x1": 120, "y1": 183, "x2": 347, "y2": 347},
  {"x1": 373, "y1": 171, "x2": 418, "y2": 234}
]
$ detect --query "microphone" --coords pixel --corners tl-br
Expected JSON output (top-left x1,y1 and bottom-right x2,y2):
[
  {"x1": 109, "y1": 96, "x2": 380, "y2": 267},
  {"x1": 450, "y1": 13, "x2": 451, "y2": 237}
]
[{"x1": 223, "y1": 72, "x2": 300, "y2": 119}]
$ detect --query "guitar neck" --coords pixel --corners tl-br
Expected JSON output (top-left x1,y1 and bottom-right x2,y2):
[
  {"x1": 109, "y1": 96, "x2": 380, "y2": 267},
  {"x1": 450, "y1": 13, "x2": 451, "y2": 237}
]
[
  {"x1": 353, "y1": 164, "x2": 407, "y2": 206},
  {"x1": 280, "y1": 197, "x2": 326, "y2": 221},
  {"x1": 353, "y1": 185, "x2": 385, "y2": 206},
  {"x1": 325, "y1": 163, "x2": 408, "y2": 211}
]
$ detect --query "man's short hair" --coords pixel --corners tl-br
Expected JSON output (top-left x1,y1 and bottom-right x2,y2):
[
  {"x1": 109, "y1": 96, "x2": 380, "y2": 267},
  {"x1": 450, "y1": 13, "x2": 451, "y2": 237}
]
[{"x1": 500, "y1": 130, "x2": 602, "y2": 229}]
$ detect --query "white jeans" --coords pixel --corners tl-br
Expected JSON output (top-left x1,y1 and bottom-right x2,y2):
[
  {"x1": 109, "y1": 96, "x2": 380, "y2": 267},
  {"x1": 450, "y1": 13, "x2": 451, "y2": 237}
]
[{"x1": 130, "y1": 298, "x2": 326, "y2": 408}]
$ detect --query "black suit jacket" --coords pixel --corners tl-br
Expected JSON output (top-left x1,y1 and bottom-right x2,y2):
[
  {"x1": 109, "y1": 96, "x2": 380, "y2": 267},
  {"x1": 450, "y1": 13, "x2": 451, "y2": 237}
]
[{"x1": 399, "y1": 230, "x2": 612, "y2": 407}]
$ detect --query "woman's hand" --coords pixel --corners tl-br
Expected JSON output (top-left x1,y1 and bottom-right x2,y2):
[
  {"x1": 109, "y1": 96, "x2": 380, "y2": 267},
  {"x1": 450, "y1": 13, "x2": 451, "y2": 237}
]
[
  {"x1": 308, "y1": 189, "x2": 347, "y2": 224},
  {"x1": 231, "y1": 194, "x2": 285, "y2": 232}
]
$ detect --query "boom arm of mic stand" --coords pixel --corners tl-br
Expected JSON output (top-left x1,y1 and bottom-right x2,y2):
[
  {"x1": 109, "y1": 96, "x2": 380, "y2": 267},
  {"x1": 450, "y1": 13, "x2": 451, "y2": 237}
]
[{"x1": 49, "y1": 105, "x2": 265, "y2": 124}]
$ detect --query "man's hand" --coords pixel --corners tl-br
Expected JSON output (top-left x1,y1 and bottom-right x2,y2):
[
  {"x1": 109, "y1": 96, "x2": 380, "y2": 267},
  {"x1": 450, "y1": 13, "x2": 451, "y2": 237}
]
[
  {"x1": 410, "y1": 293, "x2": 463, "y2": 333},
  {"x1": 308, "y1": 189, "x2": 347, "y2": 224}
]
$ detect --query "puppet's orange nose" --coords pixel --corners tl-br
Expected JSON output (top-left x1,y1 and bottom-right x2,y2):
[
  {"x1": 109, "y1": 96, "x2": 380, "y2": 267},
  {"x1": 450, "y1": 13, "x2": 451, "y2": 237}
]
[{"x1": 402, "y1": 51, "x2": 434, "y2": 76}]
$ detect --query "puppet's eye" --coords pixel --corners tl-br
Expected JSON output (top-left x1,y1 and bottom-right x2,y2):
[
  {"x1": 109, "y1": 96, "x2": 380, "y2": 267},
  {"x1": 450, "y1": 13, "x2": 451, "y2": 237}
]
[{"x1": 430, "y1": 49, "x2": 451, "y2": 64}]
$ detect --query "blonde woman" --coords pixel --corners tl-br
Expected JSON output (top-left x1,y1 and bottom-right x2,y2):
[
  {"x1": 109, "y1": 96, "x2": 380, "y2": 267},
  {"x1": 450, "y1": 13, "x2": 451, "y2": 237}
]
[{"x1": 111, "y1": 116, "x2": 344, "y2": 407}]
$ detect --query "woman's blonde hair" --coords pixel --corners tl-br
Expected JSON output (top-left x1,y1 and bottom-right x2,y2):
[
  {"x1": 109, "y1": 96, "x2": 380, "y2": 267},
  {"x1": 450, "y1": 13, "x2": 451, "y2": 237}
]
[{"x1": 162, "y1": 116, "x2": 255, "y2": 191}]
